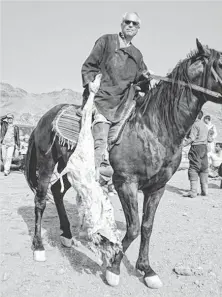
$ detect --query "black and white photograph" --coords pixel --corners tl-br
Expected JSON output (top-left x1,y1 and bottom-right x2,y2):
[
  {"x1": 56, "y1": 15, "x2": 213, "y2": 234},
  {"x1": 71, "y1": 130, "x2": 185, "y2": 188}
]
[{"x1": 1, "y1": 1, "x2": 222, "y2": 296}]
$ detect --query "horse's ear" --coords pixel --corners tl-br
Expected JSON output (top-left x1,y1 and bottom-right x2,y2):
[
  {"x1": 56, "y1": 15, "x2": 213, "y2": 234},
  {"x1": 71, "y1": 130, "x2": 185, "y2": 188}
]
[{"x1": 196, "y1": 38, "x2": 205, "y2": 55}]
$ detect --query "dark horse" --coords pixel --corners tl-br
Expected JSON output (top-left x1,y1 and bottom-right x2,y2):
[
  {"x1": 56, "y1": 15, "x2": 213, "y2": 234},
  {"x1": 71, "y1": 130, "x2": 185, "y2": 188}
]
[{"x1": 25, "y1": 40, "x2": 222, "y2": 289}]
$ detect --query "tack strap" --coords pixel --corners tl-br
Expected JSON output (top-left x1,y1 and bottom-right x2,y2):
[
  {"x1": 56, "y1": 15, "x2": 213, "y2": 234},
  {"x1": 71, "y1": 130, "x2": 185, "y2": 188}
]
[{"x1": 149, "y1": 74, "x2": 222, "y2": 98}]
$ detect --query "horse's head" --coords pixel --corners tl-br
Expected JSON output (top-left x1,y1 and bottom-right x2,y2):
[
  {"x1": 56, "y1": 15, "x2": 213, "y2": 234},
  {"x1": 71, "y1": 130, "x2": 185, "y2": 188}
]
[{"x1": 187, "y1": 39, "x2": 222, "y2": 103}]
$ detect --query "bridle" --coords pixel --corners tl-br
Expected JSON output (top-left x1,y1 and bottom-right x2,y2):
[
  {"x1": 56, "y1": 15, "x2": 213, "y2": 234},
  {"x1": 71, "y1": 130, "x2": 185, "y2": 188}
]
[
  {"x1": 203, "y1": 57, "x2": 222, "y2": 85},
  {"x1": 147, "y1": 55, "x2": 222, "y2": 99}
]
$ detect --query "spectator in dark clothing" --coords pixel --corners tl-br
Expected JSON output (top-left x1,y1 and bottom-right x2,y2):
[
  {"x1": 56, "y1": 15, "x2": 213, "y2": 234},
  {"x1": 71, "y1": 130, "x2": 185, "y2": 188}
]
[{"x1": 183, "y1": 110, "x2": 209, "y2": 198}]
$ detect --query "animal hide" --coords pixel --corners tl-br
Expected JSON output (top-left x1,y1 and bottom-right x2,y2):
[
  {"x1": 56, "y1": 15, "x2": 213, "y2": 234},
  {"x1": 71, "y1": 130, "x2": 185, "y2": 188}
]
[{"x1": 60, "y1": 74, "x2": 122, "y2": 263}]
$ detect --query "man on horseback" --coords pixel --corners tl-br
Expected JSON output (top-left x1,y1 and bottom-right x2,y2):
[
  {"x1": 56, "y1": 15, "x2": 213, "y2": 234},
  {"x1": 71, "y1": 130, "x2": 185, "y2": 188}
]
[{"x1": 80, "y1": 12, "x2": 150, "y2": 181}]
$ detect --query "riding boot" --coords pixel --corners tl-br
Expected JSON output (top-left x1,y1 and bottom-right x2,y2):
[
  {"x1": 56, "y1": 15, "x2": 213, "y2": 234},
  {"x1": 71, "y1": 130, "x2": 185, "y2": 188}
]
[
  {"x1": 184, "y1": 169, "x2": 198, "y2": 198},
  {"x1": 199, "y1": 172, "x2": 208, "y2": 196},
  {"x1": 92, "y1": 121, "x2": 113, "y2": 183}
]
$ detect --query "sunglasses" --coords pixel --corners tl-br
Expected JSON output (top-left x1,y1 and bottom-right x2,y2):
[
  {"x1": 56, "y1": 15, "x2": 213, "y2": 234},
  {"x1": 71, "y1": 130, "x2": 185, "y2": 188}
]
[{"x1": 124, "y1": 20, "x2": 139, "y2": 26}]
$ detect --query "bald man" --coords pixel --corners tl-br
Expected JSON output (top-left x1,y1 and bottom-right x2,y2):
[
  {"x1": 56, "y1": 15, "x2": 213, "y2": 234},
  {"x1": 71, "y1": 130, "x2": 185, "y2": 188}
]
[{"x1": 81, "y1": 12, "x2": 151, "y2": 182}]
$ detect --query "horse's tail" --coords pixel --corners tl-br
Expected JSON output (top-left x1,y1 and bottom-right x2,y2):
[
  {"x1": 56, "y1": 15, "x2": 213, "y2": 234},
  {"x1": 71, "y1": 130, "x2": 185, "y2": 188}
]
[{"x1": 24, "y1": 130, "x2": 38, "y2": 192}]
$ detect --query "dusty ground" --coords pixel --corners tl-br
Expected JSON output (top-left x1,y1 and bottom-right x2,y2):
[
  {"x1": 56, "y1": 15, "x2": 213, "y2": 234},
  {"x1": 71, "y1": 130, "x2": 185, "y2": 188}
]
[{"x1": 0, "y1": 169, "x2": 222, "y2": 297}]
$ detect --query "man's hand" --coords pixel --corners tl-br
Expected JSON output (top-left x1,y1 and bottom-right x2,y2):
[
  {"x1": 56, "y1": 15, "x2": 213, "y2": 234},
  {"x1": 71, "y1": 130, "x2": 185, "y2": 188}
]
[
  {"x1": 135, "y1": 69, "x2": 158, "y2": 92},
  {"x1": 142, "y1": 69, "x2": 154, "y2": 79},
  {"x1": 89, "y1": 74, "x2": 102, "y2": 94}
]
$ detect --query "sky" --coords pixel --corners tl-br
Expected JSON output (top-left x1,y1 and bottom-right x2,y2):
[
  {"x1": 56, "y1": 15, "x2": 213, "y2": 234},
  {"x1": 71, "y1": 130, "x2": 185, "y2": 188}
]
[{"x1": 1, "y1": 1, "x2": 222, "y2": 94}]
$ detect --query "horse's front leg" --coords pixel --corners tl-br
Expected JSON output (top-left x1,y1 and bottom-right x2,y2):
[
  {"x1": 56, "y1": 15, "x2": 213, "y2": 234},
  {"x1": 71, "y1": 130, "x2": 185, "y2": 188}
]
[
  {"x1": 106, "y1": 180, "x2": 140, "y2": 286},
  {"x1": 136, "y1": 187, "x2": 165, "y2": 289}
]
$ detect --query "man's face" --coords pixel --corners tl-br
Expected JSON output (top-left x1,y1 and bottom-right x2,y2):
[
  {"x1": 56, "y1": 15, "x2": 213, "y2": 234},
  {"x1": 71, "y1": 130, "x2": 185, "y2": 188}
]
[
  {"x1": 204, "y1": 117, "x2": 210, "y2": 124},
  {"x1": 121, "y1": 13, "x2": 140, "y2": 39}
]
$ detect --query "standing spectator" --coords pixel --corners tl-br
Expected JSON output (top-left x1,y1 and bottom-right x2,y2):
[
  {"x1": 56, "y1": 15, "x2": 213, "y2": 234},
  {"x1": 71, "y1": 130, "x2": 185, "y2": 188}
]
[
  {"x1": 203, "y1": 115, "x2": 218, "y2": 153},
  {"x1": 183, "y1": 111, "x2": 209, "y2": 198},
  {"x1": 0, "y1": 113, "x2": 20, "y2": 176}
]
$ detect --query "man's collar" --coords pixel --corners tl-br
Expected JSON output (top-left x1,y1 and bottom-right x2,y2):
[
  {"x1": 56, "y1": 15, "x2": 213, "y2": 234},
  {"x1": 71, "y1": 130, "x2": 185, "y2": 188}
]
[{"x1": 118, "y1": 32, "x2": 132, "y2": 47}]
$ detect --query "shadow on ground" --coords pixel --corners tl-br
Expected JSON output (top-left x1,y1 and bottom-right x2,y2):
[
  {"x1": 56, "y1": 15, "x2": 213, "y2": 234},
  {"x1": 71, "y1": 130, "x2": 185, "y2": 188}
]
[
  {"x1": 17, "y1": 200, "x2": 141, "y2": 284},
  {"x1": 166, "y1": 184, "x2": 188, "y2": 195}
]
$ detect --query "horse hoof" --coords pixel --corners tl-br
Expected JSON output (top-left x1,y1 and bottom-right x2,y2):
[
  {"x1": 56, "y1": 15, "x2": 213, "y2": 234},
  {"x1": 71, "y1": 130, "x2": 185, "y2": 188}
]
[
  {"x1": 144, "y1": 275, "x2": 163, "y2": 289},
  {"x1": 33, "y1": 250, "x2": 46, "y2": 262},
  {"x1": 60, "y1": 236, "x2": 72, "y2": 248},
  {"x1": 106, "y1": 270, "x2": 120, "y2": 286}
]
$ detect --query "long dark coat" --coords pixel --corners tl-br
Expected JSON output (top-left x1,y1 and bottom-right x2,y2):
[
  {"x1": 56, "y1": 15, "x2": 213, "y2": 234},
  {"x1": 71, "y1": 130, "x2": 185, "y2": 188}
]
[{"x1": 81, "y1": 34, "x2": 147, "y2": 123}]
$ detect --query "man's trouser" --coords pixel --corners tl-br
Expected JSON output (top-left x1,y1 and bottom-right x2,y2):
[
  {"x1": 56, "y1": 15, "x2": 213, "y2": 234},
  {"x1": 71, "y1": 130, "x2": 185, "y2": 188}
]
[
  {"x1": 1, "y1": 144, "x2": 15, "y2": 174},
  {"x1": 188, "y1": 144, "x2": 208, "y2": 196}
]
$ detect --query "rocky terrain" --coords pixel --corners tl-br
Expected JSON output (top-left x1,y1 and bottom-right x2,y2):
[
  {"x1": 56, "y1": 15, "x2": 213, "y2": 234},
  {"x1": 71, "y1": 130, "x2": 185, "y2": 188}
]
[{"x1": 0, "y1": 82, "x2": 82, "y2": 126}]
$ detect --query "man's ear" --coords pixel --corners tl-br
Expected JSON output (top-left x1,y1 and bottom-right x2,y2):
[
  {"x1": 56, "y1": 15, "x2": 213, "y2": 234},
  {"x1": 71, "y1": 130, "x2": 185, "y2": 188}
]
[{"x1": 196, "y1": 38, "x2": 205, "y2": 55}]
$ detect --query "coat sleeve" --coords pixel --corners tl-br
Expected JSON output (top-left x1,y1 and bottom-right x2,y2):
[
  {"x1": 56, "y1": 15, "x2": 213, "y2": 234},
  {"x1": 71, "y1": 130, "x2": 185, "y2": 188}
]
[
  {"x1": 135, "y1": 58, "x2": 150, "y2": 92},
  {"x1": 81, "y1": 36, "x2": 106, "y2": 88},
  {"x1": 0, "y1": 122, "x2": 7, "y2": 144}
]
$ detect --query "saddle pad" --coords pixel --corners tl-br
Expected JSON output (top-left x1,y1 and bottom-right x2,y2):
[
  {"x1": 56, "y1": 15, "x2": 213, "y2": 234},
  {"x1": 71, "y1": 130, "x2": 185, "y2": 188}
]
[
  {"x1": 52, "y1": 102, "x2": 136, "y2": 151},
  {"x1": 52, "y1": 105, "x2": 81, "y2": 150}
]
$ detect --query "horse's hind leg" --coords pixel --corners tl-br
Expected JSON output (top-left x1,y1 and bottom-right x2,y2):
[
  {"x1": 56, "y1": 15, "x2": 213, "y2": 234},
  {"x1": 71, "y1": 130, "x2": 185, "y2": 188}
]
[
  {"x1": 33, "y1": 157, "x2": 55, "y2": 262},
  {"x1": 106, "y1": 180, "x2": 140, "y2": 286},
  {"x1": 136, "y1": 187, "x2": 165, "y2": 289},
  {"x1": 51, "y1": 174, "x2": 72, "y2": 247}
]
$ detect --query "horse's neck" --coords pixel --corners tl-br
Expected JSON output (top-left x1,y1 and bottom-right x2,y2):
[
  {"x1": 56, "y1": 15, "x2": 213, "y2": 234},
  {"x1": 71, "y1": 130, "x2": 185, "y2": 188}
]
[{"x1": 143, "y1": 90, "x2": 203, "y2": 146}]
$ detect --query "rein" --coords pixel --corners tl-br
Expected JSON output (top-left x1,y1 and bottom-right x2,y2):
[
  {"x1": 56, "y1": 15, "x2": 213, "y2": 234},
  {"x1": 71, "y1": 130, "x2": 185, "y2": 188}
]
[{"x1": 149, "y1": 74, "x2": 222, "y2": 98}]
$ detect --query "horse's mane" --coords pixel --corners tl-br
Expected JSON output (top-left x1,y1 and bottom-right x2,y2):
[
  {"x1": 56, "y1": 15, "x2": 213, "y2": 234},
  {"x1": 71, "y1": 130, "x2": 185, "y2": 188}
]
[
  {"x1": 136, "y1": 50, "x2": 198, "y2": 120},
  {"x1": 132, "y1": 46, "x2": 220, "y2": 134}
]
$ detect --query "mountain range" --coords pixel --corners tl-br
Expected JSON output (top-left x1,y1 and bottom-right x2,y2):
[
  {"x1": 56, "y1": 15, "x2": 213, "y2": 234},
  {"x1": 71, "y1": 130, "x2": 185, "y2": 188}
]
[
  {"x1": 0, "y1": 82, "x2": 221, "y2": 141},
  {"x1": 0, "y1": 82, "x2": 82, "y2": 126}
]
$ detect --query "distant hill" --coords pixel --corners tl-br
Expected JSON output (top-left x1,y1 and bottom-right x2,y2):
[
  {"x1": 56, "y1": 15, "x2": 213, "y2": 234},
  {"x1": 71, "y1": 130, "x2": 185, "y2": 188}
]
[
  {"x1": 0, "y1": 82, "x2": 82, "y2": 126},
  {"x1": 0, "y1": 82, "x2": 221, "y2": 141}
]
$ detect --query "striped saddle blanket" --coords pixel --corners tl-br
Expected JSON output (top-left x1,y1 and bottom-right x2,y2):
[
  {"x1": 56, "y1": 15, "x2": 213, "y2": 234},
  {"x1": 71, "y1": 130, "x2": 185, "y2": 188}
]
[{"x1": 52, "y1": 103, "x2": 136, "y2": 150}]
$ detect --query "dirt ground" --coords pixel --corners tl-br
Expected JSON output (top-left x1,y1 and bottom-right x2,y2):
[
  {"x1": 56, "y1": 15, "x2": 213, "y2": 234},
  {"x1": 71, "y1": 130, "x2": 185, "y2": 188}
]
[{"x1": 0, "y1": 169, "x2": 221, "y2": 297}]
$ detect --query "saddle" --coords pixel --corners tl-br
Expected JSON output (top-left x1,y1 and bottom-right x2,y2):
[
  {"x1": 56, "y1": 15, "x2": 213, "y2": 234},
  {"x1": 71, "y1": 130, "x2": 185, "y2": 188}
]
[{"x1": 52, "y1": 101, "x2": 136, "y2": 152}]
